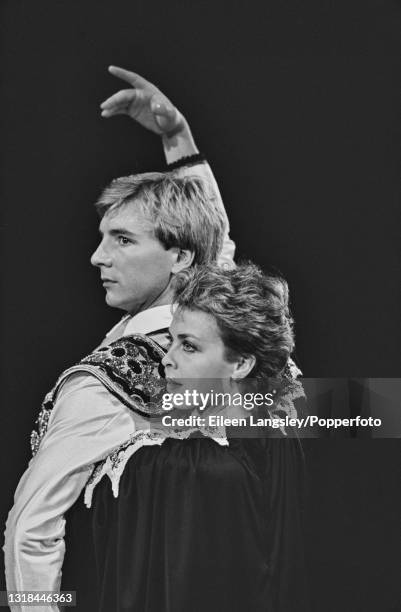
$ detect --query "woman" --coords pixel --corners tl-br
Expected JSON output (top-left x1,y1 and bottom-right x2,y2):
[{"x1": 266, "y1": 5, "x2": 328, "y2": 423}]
[{"x1": 79, "y1": 263, "x2": 307, "y2": 612}]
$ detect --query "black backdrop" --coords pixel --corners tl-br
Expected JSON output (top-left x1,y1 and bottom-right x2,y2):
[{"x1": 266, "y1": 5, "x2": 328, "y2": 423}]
[{"x1": 1, "y1": 1, "x2": 400, "y2": 611}]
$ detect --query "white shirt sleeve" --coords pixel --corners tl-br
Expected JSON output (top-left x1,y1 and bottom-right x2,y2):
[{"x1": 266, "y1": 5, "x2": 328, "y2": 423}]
[
  {"x1": 3, "y1": 373, "x2": 147, "y2": 612},
  {"x1": 173, "y1": 161, "x2": 236, "y2": 268}
]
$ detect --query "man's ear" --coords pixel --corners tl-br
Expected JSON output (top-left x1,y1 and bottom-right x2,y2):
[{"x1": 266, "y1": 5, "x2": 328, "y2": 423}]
[
  {"x1": 231, "y1": 355, "x2": 256, "y2": 380},
  {"x1": 171, "y1": 248, "x2": 195, "y2": 273}
]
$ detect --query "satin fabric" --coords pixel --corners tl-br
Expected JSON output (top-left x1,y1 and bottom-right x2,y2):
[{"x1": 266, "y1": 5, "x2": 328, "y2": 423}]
[{"x1": 62, "y1": 433, "x2": 308, "y2": 612}]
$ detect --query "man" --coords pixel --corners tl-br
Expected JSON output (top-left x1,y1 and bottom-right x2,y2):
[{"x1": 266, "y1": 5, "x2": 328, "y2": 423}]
[{"x1": 3, "y1": 67, "x2": 235, "y2": 610}]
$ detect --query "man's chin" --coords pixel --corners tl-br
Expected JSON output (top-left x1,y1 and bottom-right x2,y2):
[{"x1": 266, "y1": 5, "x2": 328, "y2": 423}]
[
  {"x1": 105, "y1": 292, "x2": 123, "y2": 308},
  {"x1": 104, "y1": 292, "x2": 132, "y2": 312}
]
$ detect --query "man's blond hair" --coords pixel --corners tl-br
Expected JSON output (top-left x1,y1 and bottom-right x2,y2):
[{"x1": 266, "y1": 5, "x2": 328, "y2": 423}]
[{"x1": 95, "y1": 172, "x2": 227, "y2": 265}]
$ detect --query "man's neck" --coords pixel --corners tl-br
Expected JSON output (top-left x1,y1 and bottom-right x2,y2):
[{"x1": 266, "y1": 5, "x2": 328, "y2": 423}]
[
  {"x1": 128, "y1": 288, "x2": 173, "y2": 318},
  {"x1": 101, "y1": 294, "x2": 172, "y2": 348}
]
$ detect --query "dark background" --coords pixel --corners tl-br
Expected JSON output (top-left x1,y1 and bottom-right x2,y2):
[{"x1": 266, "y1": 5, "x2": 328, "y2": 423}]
[{"x1": 1, "y1": 1, "x2": 400, "y2": 610}]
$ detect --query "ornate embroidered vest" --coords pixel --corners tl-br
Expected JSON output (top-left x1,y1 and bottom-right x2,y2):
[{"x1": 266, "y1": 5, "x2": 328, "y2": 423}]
[{"x1": 30, "y1": 333, "x2": 167, "y2": 457}]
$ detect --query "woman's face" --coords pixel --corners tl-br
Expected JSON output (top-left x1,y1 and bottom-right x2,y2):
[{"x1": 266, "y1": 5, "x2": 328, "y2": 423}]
[
  {"x1": 163, "y1": 308, "x2": 237, "y2": 380},
  {"x1": 162, "y1": 308, "x2": 240, "y2": 407}
]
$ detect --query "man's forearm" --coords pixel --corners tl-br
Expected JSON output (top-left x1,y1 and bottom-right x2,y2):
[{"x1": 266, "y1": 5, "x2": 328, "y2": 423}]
[{"x1": 165, "y1": 138, "x2": 236, "y2": 268}]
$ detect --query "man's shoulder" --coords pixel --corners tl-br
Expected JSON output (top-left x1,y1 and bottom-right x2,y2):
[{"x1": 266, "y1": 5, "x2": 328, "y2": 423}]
[
  {"x1": 31, "y1": 333, "x2": 168, "y2": 457},
  {"x1": 77, "y1": 333, "x2": 166, "y2": 398},
  {"x1": 146, "y1": 329, "x2": 170, "y2": 350}
]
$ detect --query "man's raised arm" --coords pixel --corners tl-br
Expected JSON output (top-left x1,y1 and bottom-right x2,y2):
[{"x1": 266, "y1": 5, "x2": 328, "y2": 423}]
[{"x1": 100, "y1": 66, "x2": 235, "y2": 267}]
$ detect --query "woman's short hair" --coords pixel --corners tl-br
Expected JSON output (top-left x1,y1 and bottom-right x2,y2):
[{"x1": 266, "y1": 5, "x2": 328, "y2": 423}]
[
  {"x1": 172, "y1": 263, "x2": 295, "y2": 380},
  {"x1": 94, "y1": 172, "x2": 227, "y2": 266}
]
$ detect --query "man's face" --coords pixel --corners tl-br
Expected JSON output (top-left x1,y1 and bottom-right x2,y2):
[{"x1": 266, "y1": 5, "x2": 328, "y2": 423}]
[{"x1": 91, "y1": 202, "x2": 176, "y2": 314}]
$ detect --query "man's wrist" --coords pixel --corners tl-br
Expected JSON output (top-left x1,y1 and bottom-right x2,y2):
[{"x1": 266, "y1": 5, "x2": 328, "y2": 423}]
[
  {"x1": 166, "y1": 152, "x2": 206, "y2": 171},
  {"x1": 162, "y1": 119, "x2": 199, "y2": 164}
]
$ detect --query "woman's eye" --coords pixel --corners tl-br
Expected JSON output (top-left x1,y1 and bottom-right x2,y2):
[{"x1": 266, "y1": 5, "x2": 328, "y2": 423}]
[{"x1": 182, "y1": 341, "x2": 196, "y2": 353}]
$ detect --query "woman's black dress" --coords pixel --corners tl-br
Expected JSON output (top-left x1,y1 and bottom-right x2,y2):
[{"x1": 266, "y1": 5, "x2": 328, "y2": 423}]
[{"x1": 62, "y1": 431, "x2": 308, "y2": 612}]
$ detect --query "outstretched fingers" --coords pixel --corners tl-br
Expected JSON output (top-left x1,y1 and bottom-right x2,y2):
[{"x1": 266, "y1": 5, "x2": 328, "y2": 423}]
[
  {"x1": 100, "y1": 89, "x2": 137, "y2": 112},
  {"x1": 101, "y1": 108, "x2": 130, "y2": 118},
  {"x1": 108, "y1": 65, "x2": 149, "y2": 88}
]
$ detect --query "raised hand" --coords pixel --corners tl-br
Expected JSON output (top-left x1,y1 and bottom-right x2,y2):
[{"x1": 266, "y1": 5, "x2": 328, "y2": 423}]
[{"x1": 100, "y1": 66, "x2": 185, "y2": 136}]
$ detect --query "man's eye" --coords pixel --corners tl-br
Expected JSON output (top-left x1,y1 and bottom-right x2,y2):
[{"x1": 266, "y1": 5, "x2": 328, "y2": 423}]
[
  {"x1": 117, "y1": 236, "x2": 130, "y2": 245},
  {"x1": 182, "y1": 341, "x2": 196, "y2": 353}
]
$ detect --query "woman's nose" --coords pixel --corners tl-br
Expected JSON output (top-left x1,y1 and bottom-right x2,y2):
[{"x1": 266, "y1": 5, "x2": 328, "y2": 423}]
[{"x1": 162, "y1": 347, "x2": 176, "y2": 369}]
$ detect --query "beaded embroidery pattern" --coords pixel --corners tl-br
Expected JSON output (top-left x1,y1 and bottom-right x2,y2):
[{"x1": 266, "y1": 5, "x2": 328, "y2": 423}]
[{"x1": 30, "y1": 334, "x2": 167, "y2": 457}]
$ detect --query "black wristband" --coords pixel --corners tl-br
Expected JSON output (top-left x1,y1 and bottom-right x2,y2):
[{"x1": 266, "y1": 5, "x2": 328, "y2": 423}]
[{"x1": 166, "y1": 153, "x2": 206, "y2": 171}]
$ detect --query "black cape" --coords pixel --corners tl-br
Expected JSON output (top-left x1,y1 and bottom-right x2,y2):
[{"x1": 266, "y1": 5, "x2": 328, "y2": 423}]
[{"x1": 62, "y1": 432, "x2": 309, "y2": 612}]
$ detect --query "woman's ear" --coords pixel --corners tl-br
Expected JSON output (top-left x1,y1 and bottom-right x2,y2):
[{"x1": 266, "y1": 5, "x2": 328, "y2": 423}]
[
  {"x1": 231, "y1": 355, "x2": 256, "y2": 380},
  {"x1": 171, "y1": 248, "x2": 195, "y2": 273}
]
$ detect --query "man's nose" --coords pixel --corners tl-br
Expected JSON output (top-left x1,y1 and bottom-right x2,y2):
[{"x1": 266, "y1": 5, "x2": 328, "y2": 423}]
[{"x1": 90, "y1": 242, "x2": 112, "y2": 267}]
